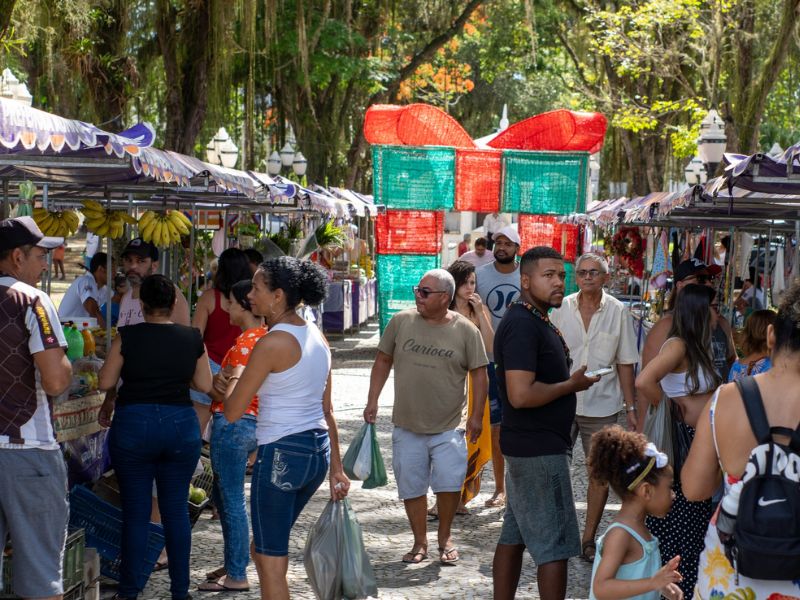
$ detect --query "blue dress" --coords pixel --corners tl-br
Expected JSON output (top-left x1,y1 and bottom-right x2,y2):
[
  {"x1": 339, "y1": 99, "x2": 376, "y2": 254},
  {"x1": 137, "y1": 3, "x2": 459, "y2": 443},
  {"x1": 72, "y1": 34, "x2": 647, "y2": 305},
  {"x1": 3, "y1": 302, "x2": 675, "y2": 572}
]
[
  {"x1": 590, "y1": 522, "x2": 662, "y2": 600},
  {"x1": 727, "y1": 356, "x2": 771, "y2": 382}
]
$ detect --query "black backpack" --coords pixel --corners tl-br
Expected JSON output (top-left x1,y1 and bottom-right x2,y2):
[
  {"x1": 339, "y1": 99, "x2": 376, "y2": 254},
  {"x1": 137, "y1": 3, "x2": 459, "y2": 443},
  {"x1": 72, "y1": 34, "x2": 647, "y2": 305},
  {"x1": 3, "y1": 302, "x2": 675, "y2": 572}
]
[{"x1": 727, "y1": 376, "x2": 800, "y2": 580}]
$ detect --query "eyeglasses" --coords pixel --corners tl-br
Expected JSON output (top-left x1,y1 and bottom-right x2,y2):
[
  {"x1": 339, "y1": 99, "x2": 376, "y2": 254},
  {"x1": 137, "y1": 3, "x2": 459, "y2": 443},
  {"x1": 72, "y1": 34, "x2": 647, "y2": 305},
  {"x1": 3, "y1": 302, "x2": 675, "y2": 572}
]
[
  {"x1": 576, "y1": 269, "x2": 602, "y2": 279},
  {"x1": 412, "y1": 286, "x2": 448, "y2": 299}
]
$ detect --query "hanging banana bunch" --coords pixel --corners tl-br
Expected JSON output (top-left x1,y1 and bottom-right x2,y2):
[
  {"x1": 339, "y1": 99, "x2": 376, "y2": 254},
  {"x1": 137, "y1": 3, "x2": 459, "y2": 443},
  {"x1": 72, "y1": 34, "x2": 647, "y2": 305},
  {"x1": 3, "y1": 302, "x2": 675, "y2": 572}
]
[
  {"x1": 32, "y1": 208, "x2": 80, "y2": 237},
  {"x1": 138, "y1": 210, "x2": 193, "y2": 247},
  {"x1": 81, "y1": 200, "x2": 137, "y2": 239}
]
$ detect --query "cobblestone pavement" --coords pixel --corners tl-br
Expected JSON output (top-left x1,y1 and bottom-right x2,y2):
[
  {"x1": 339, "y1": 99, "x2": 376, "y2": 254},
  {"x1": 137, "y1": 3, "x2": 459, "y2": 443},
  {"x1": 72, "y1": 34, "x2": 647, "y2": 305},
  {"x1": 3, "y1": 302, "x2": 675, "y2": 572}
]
[{"x1": 129, "y1": 323, "x2": 621, "y2": 600}]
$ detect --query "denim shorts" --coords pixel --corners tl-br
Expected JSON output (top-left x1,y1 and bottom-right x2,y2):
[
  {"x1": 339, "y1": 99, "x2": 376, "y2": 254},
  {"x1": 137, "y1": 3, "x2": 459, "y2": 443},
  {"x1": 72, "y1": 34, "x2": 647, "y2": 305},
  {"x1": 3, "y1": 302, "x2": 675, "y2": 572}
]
[
  {"x1": 391, "y1": 426, "x2": 467, "y2": 499},
  {"x1": 0, "y1": 448, "x2": 69, "y2": 597},
  {"x1": 499, "y1": 454, "x2": 581, "y2": 565},
  {"x1": 190, "y1": 357, "x2": 221, "y2": 406},
  {"x1": 251, "y1": 429, "x2": 329, "y2": 556},
  {"x1": 487, "y1": 363, "x2": 502, "y2": 425}
]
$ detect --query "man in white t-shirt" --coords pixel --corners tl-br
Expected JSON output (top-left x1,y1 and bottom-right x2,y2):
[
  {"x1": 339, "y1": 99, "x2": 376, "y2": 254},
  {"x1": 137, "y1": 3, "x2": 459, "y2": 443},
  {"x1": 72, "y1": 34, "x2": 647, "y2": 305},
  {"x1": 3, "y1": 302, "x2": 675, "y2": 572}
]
[
  {"x1": 549, "y1": 253, "x2": 638, "y2": 562},
  {"x1": 58, "y1": 252, "x2": 111, "y2": 326},
  {"x1": 483, "y1": 212, "x2": 509, "y2": 249}
]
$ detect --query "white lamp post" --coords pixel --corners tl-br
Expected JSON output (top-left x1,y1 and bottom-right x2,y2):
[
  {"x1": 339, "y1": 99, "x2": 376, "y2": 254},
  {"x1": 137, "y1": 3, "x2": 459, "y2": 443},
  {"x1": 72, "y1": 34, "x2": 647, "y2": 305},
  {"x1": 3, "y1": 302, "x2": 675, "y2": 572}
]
[
  {"x1": 696, "y1": 109, "x2": 727, "y2": 177},
  {"x1": 280, "y1": 142, "x2": 295, "y2": 168},
  {"x1": 266, "y1": 151, "x2": 282, "y2": 176},
  {"x1": 206, "y1": 127, "x2": 239, "y2": 169},
  {"x1": 292, "y1": 152, "x2": 308, "y2": 177},
  {"x1": 684, "y1": 155, "x2": 708, "y2": 186}
]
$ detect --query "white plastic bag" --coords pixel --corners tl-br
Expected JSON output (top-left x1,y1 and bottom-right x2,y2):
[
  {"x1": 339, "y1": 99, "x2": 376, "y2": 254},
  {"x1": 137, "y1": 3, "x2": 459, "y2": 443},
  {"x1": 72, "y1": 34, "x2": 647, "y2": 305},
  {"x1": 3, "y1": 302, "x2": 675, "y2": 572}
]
[{"x1": 352, "y1": 426, "x2": 373, "y2": 480}]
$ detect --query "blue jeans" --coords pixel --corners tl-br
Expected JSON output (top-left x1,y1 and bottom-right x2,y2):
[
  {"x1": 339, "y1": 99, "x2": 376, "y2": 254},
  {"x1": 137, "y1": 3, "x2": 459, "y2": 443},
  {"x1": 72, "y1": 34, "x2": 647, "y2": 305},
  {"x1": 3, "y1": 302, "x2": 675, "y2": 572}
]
[
  {"x1": 251, "y1": 429, "x2": 330, "y2": 556},
  {"x1": 209, "y1": 413, "x2": 257, "y2": 580},
  {"x1": 110, "y1": 404, "x2": 201, "y2": 600}
]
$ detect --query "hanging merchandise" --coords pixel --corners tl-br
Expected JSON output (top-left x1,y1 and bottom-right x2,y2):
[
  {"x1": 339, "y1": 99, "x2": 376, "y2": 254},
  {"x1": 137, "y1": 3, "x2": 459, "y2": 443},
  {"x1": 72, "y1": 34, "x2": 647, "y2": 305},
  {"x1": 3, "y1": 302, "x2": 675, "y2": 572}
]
[
  {"x1": 772, "y1": 244, "x2": 786, "y2": 303},
  {"x1": 610, "y1": 227, "x2": 644, "y2": 278},
  {"x1": 735, "y1": 232, "x2": 755, "y2": 281},
  {"x1": 650, "y1": 229, "x2": 671, "y2": 289}
]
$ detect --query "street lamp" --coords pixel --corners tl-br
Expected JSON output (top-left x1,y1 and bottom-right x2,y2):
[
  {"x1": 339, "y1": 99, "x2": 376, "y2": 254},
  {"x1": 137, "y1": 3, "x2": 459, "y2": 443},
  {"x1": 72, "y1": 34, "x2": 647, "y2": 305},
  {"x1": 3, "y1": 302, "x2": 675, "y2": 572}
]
[
  {"x1": 279, "y1": 142, "x2": 295, "y2": 168},
  {"x1": 266, "y1": 151, "x2": 282, "y2": 176},
  {"x1": 684, "y1": 156, "x2": 708, "y2": 186},
  {"x1": 205, "y1": 127, "x2": 239, "y2": 169},
  {"x1": 0, "y1": 69, "x2": 33, "y2": 106},
  {"x1": 696, "y1": 109, "x2": 727, "y2": 177},
  {"x1": 292, "y1": 152, "x2": 307, "y2": 177}
]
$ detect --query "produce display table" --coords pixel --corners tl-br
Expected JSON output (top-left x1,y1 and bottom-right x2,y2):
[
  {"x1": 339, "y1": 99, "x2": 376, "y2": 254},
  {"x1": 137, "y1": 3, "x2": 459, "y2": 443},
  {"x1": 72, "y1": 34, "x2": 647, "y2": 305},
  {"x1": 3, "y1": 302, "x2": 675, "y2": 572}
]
[{"x1": 322, "y1": 279, "x2": 353, "y2": 333}]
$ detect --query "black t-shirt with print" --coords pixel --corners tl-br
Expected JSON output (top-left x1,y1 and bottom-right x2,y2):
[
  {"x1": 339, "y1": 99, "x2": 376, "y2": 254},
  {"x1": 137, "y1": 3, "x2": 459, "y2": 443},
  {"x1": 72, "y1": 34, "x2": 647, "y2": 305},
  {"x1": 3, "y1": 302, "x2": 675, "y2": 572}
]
[{"x1": 494, "y1": 303, "x2": 576, "y2": 457}]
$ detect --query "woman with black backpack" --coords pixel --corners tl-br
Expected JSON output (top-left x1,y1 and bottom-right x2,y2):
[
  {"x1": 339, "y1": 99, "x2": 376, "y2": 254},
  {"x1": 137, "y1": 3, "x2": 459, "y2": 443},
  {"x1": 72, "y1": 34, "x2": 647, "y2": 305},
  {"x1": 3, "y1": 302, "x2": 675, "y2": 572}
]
[{"x1": 684, "y1": 280, "x2": 800, "y2": 597}]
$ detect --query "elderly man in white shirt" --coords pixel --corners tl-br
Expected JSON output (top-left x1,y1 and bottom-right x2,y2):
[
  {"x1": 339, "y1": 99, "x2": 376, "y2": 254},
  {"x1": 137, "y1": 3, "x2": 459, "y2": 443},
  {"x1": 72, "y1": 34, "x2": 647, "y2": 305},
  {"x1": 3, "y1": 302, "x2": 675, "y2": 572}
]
[{"x1": 549, "y1": 252, "x2": 639, "y2": 563}]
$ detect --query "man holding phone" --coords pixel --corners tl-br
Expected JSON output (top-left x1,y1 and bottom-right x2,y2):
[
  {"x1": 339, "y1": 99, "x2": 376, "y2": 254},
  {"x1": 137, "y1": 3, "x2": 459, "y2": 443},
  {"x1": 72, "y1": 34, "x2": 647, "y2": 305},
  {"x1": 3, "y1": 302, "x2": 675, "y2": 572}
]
[{"x1": 549, "y1": 253, "x2": 639, "y2": 563}]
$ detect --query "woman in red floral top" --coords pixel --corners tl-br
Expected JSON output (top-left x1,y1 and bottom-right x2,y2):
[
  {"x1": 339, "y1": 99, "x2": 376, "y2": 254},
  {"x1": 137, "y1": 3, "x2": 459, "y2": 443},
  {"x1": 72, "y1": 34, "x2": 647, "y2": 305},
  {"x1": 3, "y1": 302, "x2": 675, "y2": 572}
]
[{"x1": 199, "y1": 280, "x2": 267, "y2": 592}]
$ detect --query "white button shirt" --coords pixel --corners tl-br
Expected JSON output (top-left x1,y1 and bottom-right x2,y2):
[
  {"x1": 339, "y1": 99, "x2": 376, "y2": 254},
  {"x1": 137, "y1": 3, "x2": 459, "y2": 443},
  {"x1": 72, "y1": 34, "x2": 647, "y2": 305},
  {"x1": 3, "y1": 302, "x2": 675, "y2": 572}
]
[{"x1": 549, "y1": 290, "x2": 639, "y2": 417}]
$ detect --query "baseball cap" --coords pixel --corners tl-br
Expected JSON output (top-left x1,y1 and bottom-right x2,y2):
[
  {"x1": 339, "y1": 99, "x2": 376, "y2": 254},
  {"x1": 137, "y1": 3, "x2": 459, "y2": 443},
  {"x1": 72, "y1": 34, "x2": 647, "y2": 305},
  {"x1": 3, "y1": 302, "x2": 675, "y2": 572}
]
[
  {"x1": 494, "y1": 225, "x2": 520, "y2": 246},
  {"x1": 674, "y1": 258, "x2": 721, "y2": 282},
  {"x1": 0, "y1": 216, "x2": 63, "y2": 252},
  {"x1": 121, "y1": 237, "x2": 159, "y2": 261}
]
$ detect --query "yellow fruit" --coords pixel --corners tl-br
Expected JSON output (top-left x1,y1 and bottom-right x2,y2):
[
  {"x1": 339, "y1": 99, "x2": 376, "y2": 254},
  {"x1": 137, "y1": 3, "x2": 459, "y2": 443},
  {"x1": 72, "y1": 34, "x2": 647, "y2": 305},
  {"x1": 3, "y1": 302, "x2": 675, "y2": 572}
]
[
  {"x1": 138, "y1": 211, "x2": 156, "y2": 231},
  {"x1": 81, "y1": 200, "x2": 105, "y2": 212},
  {"x1": 95, "y1": 220, "x2": 110, "y2": 237},
  {"x1": 152, "y1": 221, "x2": 163, "y2": 246},
  {"x1": 167, "y1": 211, "x2": 189, "y2": 235},
  {"x1": 141, "y1": 218, "x2": 157, "y2": 243}
]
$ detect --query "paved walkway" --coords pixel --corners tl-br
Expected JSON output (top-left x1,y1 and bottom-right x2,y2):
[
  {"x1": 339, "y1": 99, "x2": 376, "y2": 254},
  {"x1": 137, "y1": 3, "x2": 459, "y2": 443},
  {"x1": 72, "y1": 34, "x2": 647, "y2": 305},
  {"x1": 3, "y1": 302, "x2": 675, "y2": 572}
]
[{"x1": 130, "y1": 323, "x2": 620, "y2": 599}]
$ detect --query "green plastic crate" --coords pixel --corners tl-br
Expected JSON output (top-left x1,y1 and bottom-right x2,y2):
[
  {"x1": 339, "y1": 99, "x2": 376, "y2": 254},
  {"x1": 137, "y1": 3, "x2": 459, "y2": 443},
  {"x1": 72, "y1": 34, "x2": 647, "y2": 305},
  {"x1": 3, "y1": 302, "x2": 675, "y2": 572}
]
[
  {"x1": 501, "y1": 150, "x2": 589, "y2": 215},
  {"x1": 376, "y1": 254, "x2": 440, "y2": 332},
  {"x1": 372, "y1": 145, "x2": 455, "y2": 210}
]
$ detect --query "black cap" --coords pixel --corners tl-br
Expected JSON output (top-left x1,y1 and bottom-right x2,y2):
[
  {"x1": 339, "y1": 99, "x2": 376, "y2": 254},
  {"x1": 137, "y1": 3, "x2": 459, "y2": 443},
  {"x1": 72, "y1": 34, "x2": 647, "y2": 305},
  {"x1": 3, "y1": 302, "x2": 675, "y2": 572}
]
[
  {"x1": 0, "y1": 216, "x2": 63, "y2": 252},
  {"x1": 121, "y1": 237, "x2": 159, "y2": 261},
  {"x1": 674, "y1": 257, "x2": 722, "y2": 282}
]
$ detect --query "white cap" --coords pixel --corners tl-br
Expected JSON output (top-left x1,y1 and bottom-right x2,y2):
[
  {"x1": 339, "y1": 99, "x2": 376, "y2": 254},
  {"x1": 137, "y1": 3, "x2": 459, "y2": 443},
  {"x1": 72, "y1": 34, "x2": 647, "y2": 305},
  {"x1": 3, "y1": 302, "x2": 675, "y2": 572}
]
[{"x1": 494, "y1": 225, "x2": 520, "y2": 245}]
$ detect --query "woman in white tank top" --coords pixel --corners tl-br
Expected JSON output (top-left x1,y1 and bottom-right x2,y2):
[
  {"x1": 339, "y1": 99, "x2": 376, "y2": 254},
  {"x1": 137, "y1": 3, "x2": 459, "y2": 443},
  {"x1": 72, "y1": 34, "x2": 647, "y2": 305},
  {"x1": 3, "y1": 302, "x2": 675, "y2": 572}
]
[
  {"x1": 635, "y1": 284, "x2": 723, "y2": 595},
  {"x1": 224, "y1": 257, "x2": 350, "y2": 600}
]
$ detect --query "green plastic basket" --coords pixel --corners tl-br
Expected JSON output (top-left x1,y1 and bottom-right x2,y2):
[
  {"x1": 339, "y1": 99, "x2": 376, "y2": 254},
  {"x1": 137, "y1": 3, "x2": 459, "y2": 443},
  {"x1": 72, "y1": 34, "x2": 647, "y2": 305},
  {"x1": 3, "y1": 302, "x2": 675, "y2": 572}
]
[
  {"x1": 501, "y1": 150, "x2": 589, "y2": 215},
  {"x1": 376, "y1": 254, "x2": 440, "y2": 332},
  {"x1": 372, "y1": 145, "x2": 455, "y2": 210}
]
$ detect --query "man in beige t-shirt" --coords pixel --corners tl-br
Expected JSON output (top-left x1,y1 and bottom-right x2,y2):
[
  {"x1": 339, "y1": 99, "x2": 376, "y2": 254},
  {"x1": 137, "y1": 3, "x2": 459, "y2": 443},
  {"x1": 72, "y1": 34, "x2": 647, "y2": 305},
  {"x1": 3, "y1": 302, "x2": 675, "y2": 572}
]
[{"x1": 364, "y1": 269, "x2": 488, "y2": 566}]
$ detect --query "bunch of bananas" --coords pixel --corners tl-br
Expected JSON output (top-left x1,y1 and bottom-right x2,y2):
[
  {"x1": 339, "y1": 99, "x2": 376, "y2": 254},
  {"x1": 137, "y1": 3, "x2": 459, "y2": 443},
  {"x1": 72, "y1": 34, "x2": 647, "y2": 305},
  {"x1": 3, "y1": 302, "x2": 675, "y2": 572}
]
[
  {"x1": 138, "y1": 210, "x2": 193, "y2": 247},
  {"x1": 33, "y1": 208, "x2": 80, "y2": 237},
  {"x1": 81, "y1": 200, "x2": 137, "y2": 239}
]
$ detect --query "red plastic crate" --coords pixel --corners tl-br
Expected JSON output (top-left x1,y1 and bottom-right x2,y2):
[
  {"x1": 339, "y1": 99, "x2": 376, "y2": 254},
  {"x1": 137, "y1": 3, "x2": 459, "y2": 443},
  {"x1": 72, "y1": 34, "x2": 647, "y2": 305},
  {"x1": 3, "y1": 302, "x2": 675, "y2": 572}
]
[
  {"x1": 375, "y1": 210, "x2": 444, "y2": 255},
  {"x1": 518, "y1": 214, "x2": 580, "y2": 260},
  {"x1": 454, "y1": 148, "x2": 502, "y2": 212}
]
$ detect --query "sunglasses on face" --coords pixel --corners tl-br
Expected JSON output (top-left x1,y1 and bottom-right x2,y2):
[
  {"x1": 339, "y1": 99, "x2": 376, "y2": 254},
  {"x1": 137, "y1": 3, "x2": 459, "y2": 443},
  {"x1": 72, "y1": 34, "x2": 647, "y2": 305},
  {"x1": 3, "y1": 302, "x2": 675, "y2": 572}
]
[
  {"x1": 412, "y1": 286, "x2": 448, "y2": 299},
  {"x1": 576, "y1": 269, "x2": 602, "y2": 279}
]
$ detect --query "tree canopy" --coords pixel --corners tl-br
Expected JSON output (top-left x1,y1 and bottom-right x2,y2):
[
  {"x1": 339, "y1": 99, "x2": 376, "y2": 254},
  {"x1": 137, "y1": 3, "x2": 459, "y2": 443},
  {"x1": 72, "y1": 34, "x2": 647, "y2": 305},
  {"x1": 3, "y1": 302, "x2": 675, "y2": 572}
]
[{"x1": 3, "y1": 0, "x2": 799, "y2": 196}]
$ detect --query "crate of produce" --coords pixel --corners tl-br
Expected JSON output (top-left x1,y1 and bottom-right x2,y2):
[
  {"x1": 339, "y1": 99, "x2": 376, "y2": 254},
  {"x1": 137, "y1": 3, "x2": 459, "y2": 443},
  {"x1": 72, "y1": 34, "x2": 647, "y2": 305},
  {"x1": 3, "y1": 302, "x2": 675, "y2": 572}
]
[
  {"x1": 501, "y1": 150, "x2": 589, "y2": 215},
  {"x1": 1, "y1": 528, "x2": 84, "y2": 599},
  {"x1": 68, "y1": 485, "x2": 165, "y2": 582},
  {"x1": 372, "y1": 145, "x2": 455, "y2": 210}
]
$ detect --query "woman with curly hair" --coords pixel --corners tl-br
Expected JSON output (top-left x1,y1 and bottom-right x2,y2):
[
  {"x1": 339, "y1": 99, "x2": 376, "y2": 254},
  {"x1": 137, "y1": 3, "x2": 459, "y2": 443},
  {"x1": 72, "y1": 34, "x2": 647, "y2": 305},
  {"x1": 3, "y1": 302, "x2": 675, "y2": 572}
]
[
  {"x1": 588, "y1": 426, "x2": 682, "y2": 600},
  {"x1": 223, "y1": 257, "x2": 350, "y2": 600},
  {"x1": 636, "y1": 284, "x2": 722, "y2": 595}
]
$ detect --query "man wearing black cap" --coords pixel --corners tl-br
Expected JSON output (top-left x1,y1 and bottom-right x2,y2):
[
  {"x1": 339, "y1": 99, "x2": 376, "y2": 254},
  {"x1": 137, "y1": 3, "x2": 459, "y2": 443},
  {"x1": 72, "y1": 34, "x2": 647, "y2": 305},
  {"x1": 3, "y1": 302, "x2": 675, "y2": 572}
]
[
  {"x1": 0, "y1": 217, "x2": 73, "y2": 599},
  {"x1": 636, "y1": 258, "x2": 735, "y2": 427},
  {"x1": 117, "y1": 237, "x2": 190, "y2": 327}
]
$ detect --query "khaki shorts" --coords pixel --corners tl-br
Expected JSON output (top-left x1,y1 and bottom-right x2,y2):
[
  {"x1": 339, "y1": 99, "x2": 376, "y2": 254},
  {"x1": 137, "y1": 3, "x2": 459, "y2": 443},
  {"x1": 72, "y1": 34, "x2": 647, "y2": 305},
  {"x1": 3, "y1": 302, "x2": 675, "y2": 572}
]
[{"x1": 570, "y1": 413, "x2": 620, "y2": 462}]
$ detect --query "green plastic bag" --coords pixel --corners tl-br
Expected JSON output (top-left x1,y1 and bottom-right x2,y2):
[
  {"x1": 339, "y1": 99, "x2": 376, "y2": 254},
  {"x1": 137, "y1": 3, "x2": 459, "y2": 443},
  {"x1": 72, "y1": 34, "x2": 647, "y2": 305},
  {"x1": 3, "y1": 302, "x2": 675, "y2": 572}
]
[
  {"x1": 340, "y1": 498, "x2": 378, "y2": 599},
  {"x1": 362, "y1": 423, "x2": 387, "y2": 490}
]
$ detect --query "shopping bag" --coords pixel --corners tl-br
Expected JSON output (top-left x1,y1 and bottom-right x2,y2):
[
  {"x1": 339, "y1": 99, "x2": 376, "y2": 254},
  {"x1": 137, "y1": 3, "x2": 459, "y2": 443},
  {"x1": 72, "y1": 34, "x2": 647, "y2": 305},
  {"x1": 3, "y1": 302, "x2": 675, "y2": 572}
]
[
  {"x1": 340, "y1": 498, "x2": 378, "y2": 599},
  {"x1": 642, "y1": 393, "x2": 674, "y2": 466},
  {"x1": 361, "y1": 423, "x2": 388, "y2": 490},
  {"x1": 304, "y1": 501, "x2": 343, "y2": 600},
  {"x1": 353, "y1": 428, "x2": 373, "y2": 480},
  {"x1": 342, "y1": 423, "x2": 370, "y2": 480}
]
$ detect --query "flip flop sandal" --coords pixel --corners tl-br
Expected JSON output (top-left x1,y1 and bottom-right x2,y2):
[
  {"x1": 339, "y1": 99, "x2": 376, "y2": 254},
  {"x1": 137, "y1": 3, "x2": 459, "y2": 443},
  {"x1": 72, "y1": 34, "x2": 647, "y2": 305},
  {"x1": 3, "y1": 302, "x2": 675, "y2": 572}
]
[
  {"x1": 198, "y1": 581, "x2": 250, "y2": 593},
  {"x1": 401, "y1": 550, "x2": 428, "y2": 564},
  {"x1": 439, "y1": 546, "x2": 459, "y2": 565},
  {"x1": 580, "y1": 540, "x2": 597, "y2": 563},
  {"x1": 205, "y1": 567, "x2": 227, "y2": 582},
  {"x1": 153, "y1": 559, "x2": 168, "y2": 572}
]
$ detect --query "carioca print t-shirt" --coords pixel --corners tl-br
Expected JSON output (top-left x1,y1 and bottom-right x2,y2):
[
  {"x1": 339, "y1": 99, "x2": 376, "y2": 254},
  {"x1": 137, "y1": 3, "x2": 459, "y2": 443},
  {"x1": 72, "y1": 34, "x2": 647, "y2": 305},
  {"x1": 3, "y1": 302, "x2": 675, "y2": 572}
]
[{"x1": 377, "y1": 309, "x2": 488, "y2": 434}]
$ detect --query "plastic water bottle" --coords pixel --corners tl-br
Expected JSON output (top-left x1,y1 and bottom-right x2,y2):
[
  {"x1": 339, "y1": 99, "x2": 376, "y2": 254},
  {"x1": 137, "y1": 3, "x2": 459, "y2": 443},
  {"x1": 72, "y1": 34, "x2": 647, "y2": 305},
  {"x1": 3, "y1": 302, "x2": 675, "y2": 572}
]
[{"x1": 716, "y1": 480, "x2": 743, "y2": 544}]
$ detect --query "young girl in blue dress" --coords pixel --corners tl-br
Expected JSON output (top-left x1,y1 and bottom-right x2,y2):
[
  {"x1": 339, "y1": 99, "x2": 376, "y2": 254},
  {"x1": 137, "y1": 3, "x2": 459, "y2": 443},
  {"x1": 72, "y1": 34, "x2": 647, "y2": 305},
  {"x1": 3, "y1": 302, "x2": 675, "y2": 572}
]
[{"x1": 588, "y1": 426, "x2": 684, "y2": 600}]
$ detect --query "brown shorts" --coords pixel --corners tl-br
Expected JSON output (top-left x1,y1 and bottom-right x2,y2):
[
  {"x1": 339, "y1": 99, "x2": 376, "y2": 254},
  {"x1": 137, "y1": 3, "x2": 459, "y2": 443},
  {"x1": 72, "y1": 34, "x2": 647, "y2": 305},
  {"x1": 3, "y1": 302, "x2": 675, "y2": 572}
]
[{"x1": 570, "y1": 413, "x2": 620, "y2": 463}]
